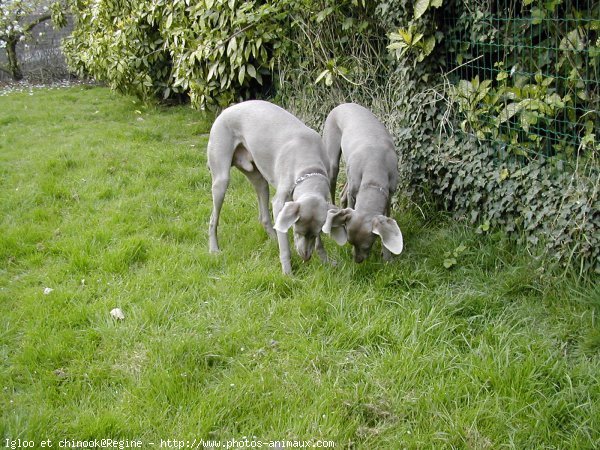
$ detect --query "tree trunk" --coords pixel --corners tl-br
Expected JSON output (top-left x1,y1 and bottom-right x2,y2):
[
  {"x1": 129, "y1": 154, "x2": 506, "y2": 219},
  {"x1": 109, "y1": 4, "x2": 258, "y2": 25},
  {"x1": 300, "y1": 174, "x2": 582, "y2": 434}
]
[
  {"x1": 4, "y1": 14, "x2": 53, "y2": 82},
  {"x1": 6, "y1": 37, "x2": 23, "y2": 81}
]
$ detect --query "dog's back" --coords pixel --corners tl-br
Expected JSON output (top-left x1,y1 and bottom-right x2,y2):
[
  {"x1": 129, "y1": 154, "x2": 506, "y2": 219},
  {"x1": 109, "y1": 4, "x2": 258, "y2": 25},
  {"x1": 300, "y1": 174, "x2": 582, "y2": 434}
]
[
  {"x1": 209, "y1": 100, "x2": 325, "y2": 184},
  {"x1": 324, "y1": 103, "x2": 394, "y2": 157},
  {"x1": 323, "y1": 103, "x2": 397, "y2": 195},
  {"x1": 215, "y1": 100, "x2": 310, "y2": 141}
]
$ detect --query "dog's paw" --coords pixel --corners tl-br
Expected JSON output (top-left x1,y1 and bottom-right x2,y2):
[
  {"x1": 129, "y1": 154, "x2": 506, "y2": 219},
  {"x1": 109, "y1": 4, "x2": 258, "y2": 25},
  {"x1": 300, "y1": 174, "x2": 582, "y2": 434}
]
[{"x1": 323, "y1": 257, "x2": 338, "y2": 267}]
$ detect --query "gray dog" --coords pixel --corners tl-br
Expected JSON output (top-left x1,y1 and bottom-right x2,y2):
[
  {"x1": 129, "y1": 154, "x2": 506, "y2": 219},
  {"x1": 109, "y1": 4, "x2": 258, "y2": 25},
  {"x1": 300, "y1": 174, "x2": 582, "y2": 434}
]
[
  {"x1": 322, "y1": 103, "x2": 403, "y2": 263},
  {"x1": 207, "y1": 100, "x2": 332, "y2": 275}
]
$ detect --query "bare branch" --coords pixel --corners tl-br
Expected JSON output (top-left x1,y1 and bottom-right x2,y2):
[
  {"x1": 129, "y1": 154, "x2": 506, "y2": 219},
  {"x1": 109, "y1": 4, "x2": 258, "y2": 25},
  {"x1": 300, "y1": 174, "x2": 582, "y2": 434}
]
[{"x1": 24, "y1": 13, "x2": 52, "y2": 33}]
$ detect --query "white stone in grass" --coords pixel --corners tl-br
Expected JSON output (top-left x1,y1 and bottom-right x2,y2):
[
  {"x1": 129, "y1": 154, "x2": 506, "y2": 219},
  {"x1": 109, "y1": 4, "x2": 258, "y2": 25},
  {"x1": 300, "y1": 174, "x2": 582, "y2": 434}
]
[
  {"x1": 43, "y1": 287, "x2": 54, "y2": 295},
  {"x1": 110, "y1": 308, "x2": 125, "y2": 321}
]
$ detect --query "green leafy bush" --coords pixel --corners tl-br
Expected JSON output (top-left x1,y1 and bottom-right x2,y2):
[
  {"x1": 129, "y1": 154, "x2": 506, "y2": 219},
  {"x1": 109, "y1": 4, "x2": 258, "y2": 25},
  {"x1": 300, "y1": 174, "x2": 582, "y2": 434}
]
[
  {"x1": 402, "y1": 131, "x2": 599, "y2": 274},
  {"x1": 64, "y1": 0, "x2": 380, "y2": 107},
  {"x1": 444, "y1": 0, "x2": 599, "y2": 161},
  {"x1": 63, "y1": 0, "x2": 171, "y2": 101},
  {"x1": 64, "y1": 0, "x2": 294, "y2": 108}
]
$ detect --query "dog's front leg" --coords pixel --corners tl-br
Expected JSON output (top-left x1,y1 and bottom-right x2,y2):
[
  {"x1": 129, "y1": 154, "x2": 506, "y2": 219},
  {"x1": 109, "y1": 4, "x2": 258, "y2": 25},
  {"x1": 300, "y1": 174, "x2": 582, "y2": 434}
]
[
  {"x1": 382, "y1": 200, "x2": 393, "y2": 262},
  {"x1": 315, "y1": 234, "x2": 336, "y2": 266},
  {"x1": 347, "y1": 183, "x2": 358, "y2": 209},
  {"x1": 382, "y1": 245, "x2": 393, "y2": 262},
  {"x1": 272, "y1": 197, "x2": 293, "y2": 275},
  {"x1": 340, "y1": 183, "x2": 349, "y2": 208},
  {"x1": 277, "y1": 231, "x2": 293, "y2": 275}
]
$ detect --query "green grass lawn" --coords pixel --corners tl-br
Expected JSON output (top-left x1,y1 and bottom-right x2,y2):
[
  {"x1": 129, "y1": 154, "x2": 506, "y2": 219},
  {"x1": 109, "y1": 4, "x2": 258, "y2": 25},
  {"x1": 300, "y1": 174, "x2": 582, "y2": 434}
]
[{"x1": 1, "y1": 86, "x2": 598, "y2": 448}]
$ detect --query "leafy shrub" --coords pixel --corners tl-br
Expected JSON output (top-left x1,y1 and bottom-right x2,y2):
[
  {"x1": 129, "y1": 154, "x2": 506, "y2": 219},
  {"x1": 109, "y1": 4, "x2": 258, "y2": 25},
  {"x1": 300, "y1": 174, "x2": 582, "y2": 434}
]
[
  {"x1": 64, "y1": 0, "x2": 380, "y2": 108},
  {"x1": 63, "y1": 0, "x2": 171, "y2": 100},
  {"x1": 402, "y1": 130, "x2": 599, "y2": 274},
  {"x1": 64, "y1": 0, "x2": 294, "y2": 108},
  {"x1": 443, "y1": 0, "x2": 599, "y2": 161}
]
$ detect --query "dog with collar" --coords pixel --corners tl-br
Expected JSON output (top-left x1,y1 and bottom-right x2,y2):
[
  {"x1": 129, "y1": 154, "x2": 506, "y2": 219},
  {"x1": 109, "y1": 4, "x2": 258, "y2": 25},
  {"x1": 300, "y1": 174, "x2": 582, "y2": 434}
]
[
  {"x1": 322, "y1": 103, "x2": 403, "y2": 263},
  {"x1": 207, "y1": 100, "x2": 332, "y2": 275}
]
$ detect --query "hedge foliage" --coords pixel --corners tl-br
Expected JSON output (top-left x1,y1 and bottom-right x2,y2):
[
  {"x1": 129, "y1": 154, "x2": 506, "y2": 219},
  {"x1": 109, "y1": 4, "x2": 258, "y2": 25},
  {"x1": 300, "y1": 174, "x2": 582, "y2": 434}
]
[
  {"x1": 64, "y1": 0, "x2": 364, "y2": 108},
  {"x1": 62, "y1": 0, "x2": 599, "y2": 273},
  {"x1": 65, "y1": 0, "x2": 281, "y2": 106},
  {"x1": 444, "y1": 0, "x2": 599, "y2": 163}
]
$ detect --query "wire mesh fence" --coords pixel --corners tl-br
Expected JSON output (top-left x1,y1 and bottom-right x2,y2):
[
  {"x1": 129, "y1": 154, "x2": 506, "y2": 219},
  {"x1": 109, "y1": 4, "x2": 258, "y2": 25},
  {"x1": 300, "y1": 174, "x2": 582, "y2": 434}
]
[{"x1": 443, "y1": 0, "x2": 599, "y2": 164}]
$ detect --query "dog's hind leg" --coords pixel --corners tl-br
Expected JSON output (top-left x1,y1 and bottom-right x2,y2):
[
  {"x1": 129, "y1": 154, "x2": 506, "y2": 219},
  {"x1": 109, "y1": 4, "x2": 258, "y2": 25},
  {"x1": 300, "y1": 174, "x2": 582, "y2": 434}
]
[
  {"x1": 207, "y1": 132, "x2": 235, "y2": 253},
  {"x1": 323, "y1": 116, "x2": 342, "y2": 203},
  {"x1": 238, "y1": 163, "x2": 276, "y2": 238},
  {"x1": 208, "y1": 171, "x2": 229, "y2": 253},
  {"x1": 253, "y1": 175, "x2": 276, "y2": 238}
]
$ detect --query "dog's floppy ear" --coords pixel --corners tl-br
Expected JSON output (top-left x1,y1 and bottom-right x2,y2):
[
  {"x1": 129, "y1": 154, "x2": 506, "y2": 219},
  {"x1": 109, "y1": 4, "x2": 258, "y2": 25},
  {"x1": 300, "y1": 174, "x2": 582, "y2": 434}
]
[
  {"x1": 274, "y1": 201, "x2": 300, "y2": 232},
  {"x1": 322, "y1": 208, "x2": 353, "y2": 245},
  {"x1": 372, "y1": 215, "x2": 403, "y2": 254}
]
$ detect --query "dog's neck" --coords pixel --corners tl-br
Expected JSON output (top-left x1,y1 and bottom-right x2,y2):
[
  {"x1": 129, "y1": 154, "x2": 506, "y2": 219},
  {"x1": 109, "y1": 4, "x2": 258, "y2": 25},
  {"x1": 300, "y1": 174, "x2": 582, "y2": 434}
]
[
  {"x1": 354, "y1": 183, "x2": 388, "y2": 216},
  {"x1": 290, "y1": 170, "x2": 329, "y2": 200}
]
